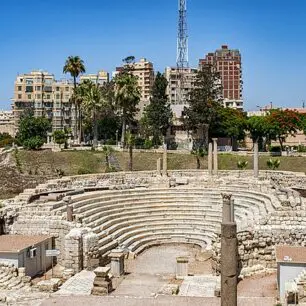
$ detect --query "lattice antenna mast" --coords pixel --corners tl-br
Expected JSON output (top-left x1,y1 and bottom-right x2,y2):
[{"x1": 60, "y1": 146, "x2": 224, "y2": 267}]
[
  {"x1": 176, "y1": 0, "x2": 189, "y2": 105},
  {"x1": 177, "y1": 0, "x2": 189, "y2": 69}
]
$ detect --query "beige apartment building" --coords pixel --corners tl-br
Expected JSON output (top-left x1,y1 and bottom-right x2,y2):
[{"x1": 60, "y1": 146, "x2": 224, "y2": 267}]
[
  {"x1": 80, "y1": 70, "x2": 109, "y2": 85},
  {"x1": 12, "y1": 70, "x2": 75, "y2": 135},
  {"x1": 0, "y1": 110, "x2": 15, "y2": 136},
  {"x1": 113, "y1": 58, "x2": 155, "y2": 117},
  {"x1": 165, "y1": 67, "x2": 197, "y2": 119}
]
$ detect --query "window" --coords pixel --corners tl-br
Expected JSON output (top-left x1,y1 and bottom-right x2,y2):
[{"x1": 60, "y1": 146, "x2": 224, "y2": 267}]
[
  {"x1": 25, "y1": 79, "x2": 33, "y2": 85},
  {"x1": 25, "y1": 86, "x2": 33, "y2": 92},
  {"x1": 27, "y1": 94, "x2": 32, "y2": 100},
  {"x1": 56, "y1": 94, "x2": 60, "y2": 100},
  {"x1": 18, "y1": 94, "x2": 22, "y2": 99},
  {"x1": 17, "y1": 86, "x2": 22, "y2": 91},
  {"x1": 56, "y1": 87, "x2": 60, "y2": 91},
  {"x1": 65, "y1": 87, "x2": 69, "y2": 92},
  {"x1": 36, "y1": 86, "x2": 41, "y2": 91},
  {"x1": 36, "y1": 94, "x2": 41, "y2": 99}
]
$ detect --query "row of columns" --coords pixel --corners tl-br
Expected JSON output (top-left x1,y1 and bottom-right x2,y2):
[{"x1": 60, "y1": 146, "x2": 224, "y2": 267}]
[{"x1": 156, "y1": 138, "x2": 260, "y2": 178}]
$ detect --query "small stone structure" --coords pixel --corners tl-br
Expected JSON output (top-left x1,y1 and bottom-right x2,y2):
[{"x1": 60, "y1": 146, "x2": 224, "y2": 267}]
[
  {"x1": 212, "y1": 138, "x2": 218, "y2": 175},
  {"x1": 109, "y1": 252, "x2": 124, "y2": 277},
  {"x1": 91, "y1": 267, "x2": 112, "y2": 296},
  {"x1": 176, "y1": 256, "x2": 189, "y2": 279}
]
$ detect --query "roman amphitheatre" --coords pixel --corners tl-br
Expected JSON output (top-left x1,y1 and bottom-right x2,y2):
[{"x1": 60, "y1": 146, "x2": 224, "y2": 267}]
[{"x1": 0, "y1": 150, "x2": 306, "y2": 305}]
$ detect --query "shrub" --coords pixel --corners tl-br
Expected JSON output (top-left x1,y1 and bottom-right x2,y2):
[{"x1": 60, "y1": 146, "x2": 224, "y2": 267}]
[
  {"x1": 237, "y1": 160, "x2": 248, "y2": 170},
  {"x1": 297, "y1": 145, "x2": 306, "y2": 153},
  {"x1": 22, "y1": 136, "x2": 44, "y2": 150},
  {"x1": 143, "y1": 139, "x2": 153, "y2": 150},
  {"x1": 269, "y1": 146, "x2": 281, "y2": 152},
  {"x1": 134, "y1": 137, "x2": 145, "y2": 149},
  {"x1": 267, "y1": 158, "x2": 280, "y2": 170}
]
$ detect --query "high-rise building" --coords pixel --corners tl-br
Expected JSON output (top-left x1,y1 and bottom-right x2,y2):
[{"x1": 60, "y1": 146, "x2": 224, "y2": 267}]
[
  {"x1": 12, "y1": 70, "x2": 75, "y2": 135},
  {"x1": 199, "y1": 45, "x2": 243, "y2": 110},
  {"x1": 80, "y1": 70, "x2": 109, "y2": 85},
  {"x1": 165, "y1": 66, "x2": 197, "y2": 118},
  {"x1": 113, "y1": 58, "x2": 155, "y2": 116}
]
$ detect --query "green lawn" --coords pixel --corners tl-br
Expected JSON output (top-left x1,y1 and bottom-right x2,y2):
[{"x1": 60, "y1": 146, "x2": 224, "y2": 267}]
[{"x1": 17, "y1": 150, "x2": 306, "y2": 175}]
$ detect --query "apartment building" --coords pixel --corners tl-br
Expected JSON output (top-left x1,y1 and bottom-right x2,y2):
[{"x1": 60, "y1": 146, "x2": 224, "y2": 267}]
[
  {"x1": 164, "y1": 66, "x2": 197, "y2": 118},
  {"x1": 12, "y1": 70, "x2": 75, "y2": 135},
  {"x1": 80, "y1": 70, "x2": 109, "y2": 85},
  {"x1": 199, "y1": 45, "x2": 243, "y2": 110},
  {"x1": 113, "y1": 58, "x2": 155, "y2": 117},
  {"x1": 0, "y1": 110, "x2": 14, "y2": 136}
]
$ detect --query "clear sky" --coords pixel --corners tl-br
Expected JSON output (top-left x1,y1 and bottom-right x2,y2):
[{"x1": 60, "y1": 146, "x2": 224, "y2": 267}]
[{"x1": 1, "y1": 0, "x2": 306, "y2": 110}]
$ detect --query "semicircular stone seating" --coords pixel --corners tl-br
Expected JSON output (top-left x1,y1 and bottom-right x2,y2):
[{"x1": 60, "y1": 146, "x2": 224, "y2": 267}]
[{"x1": 49, "y1": 186, "x2": 278, "y2": 259}]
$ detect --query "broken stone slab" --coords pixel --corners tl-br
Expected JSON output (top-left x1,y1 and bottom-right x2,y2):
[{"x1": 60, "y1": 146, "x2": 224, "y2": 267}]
[{"x1": 37, "y1": 278, "x2": 61, "y2": 292}]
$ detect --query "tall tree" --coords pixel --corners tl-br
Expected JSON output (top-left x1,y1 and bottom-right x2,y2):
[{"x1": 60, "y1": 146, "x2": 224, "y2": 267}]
[
  {"x1": 16, "y1": 114, "x2": 51, "y2": 150},
  {"x1": 266, "y1": 109, "x2": 302, "y2": 150},
  {"x1": 114, "y1": 57, "x2": 140, "y2": 147},
  {"x1": 183, "y1": 63, "x2": 223, "y2": 149},
  {"x1": 80, "y1": 80, "x2": 111, "y2": 147},
  {"x1": 142, "y1": 72, "x2": 173, "y2": 147},
  {"x1": 211, "y1": 108, "x2": 247, "y2": 149},
  {"x1": 63, "y1": 56, "x2": 86, "y2": 143}
]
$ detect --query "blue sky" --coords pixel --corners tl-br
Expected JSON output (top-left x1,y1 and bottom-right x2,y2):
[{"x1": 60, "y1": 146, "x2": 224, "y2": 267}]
[{"x1": 1, "y1": 0, "x2": 306, "y2": 110}]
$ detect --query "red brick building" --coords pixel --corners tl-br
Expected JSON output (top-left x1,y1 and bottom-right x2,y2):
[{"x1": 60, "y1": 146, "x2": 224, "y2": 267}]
[{"x1": 199, "y1": 45, "x2": 243, "y2": 110}]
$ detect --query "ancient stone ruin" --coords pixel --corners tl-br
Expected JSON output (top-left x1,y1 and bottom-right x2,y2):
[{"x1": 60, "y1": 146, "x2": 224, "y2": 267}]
[{"x1": 0, "y1": 169, "x2": 305, "y2": 282}]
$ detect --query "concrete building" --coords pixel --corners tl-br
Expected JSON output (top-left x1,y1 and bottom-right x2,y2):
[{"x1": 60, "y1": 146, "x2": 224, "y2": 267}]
[
  {"x1": 276, "y1": 246, "x2": 306, "y2": 303},
  {"x1": 199, "y1": 45, "x2": 243, "y2": 110},
  {"x1": 113, "y1": 58, "x2": 155, "y2": 117},
  {"x1": 80, "y1": 70, "x2": 109, "y2": 85},
  {"x1": 165, "y1": 66, "x2": 197, "y2": 119},
  {"x1": 0, "y1": 110, "x2": 15, "y2": 136},
  {"x1": 0, "y1": 235, "x2": 52, "y2": 277},
  {"x1": 12, "y1": 70, "x2": 75, "y2": 135}
]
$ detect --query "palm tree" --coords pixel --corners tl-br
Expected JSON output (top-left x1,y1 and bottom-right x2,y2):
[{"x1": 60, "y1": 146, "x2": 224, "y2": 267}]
[
  {"x1": 81, "y1": 80, "x2": 110, "y2": 148},
  {"x1": 63, "y1": 56, "x2": 86, "y2": 143},
  {"x1": 114, "y1": 72, "x2": 140, "y2": 147}
]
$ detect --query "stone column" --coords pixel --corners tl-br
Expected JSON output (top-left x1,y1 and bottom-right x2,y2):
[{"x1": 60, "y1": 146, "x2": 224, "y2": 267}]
[
  {"x1": 253, "y1": 140, "x2": 259, "y2": 178},
  {"x1": 221, "y1": 193, "x2": 232, "y2": 223},
  {"x1": 67, "y1": 205, "x2": 73, "y2": 222},
  {"x1": 157, "y1": 158, "x2": 161, "y2": 176},
  {"x1": 176, "y1": 256, "x2": 189, "y2": 279},
  {"x1": 230, "y1": 199, "x2": 235, "y2": 223},
  {"x1": 208, "y1": 142, "x2": 213, "y2": 176},
  {"x1": 221, "y1": 222, "x2": 237, "y2": 306},
  {"x1": 162, "y1": 143, "x2": 167, "y2": 176},
  {"x1": 109, "y1": 252, "x2": 125, "y2": 277},
  {"x1": 212, "y1": 138, "x2": 218, "y2": 175}
]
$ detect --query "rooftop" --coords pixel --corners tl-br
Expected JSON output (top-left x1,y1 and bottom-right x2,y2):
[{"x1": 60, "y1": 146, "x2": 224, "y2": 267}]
[
  {"x1": 276, "y1": 246, "x2": 306, "y2": 264},
  {"x1": 0, "y1": 235, "x2": 51, "y2": 253}
]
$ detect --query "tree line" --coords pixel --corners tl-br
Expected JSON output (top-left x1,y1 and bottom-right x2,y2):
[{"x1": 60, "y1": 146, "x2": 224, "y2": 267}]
[{"x1": 4, "y1": 55, "x2": 306, "y2": 152}]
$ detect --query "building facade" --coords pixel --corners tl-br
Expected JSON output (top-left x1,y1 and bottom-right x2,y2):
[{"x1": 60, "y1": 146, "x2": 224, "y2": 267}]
[
  {"x1": 113, "y1": 58, "x2": 155, "y2": 117},
  {"x1": 80, "y1": 70, "x2": 109, "y2": 85},
  {"x1": 12, "y1": 71, "x2": 75, "y2": 135},
  {"x1": 0, "y1": 110, "x2": 15, "y2": 136},
  {"x1": 199, "y1": 45, "x2": 243, "y2": 110},
  {"x1": 165, "y1": 66, "x2": 197, "y2": 119}
]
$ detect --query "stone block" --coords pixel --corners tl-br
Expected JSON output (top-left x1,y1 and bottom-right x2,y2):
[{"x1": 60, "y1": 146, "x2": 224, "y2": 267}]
[
  {"x1": 94, "y1": 267, "x2": 110, "y2": 277},
  {"x1": 92, "y1": 286, "x2": 108, "y2": 296}
]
